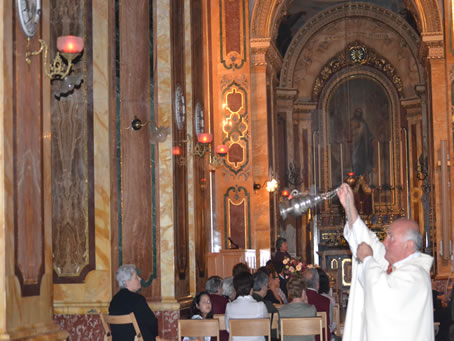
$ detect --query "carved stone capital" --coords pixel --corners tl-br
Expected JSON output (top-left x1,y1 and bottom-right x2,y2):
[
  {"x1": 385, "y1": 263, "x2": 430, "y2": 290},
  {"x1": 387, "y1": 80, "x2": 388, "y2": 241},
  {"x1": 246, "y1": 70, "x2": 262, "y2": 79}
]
[
  {"x1": 419, "y1": 32, "x2": 444, "y2": 60},
  {"x1": 415, "y1": 84, "x2": 426, "y2": 97},
  {"x1": 293, "y1": 101, "x2": 317, "y2": 121},
  {"x1": 400, "y1": 97, "x2": 422, "y2": 120},
  {"x1": 400, "y1": 96, "x2": 422, "y2": 109},
  {"x1": 250, "y1": 38, "x2": 283, "y2": 72},
  {"x1": 276, "y1": 87, "x2": 298, "y2": 112}
]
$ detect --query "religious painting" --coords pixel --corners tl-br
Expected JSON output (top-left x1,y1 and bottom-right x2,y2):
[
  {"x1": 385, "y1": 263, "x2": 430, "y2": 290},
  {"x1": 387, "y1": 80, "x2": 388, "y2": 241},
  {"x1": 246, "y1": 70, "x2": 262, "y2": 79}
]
[{"x1": 327, "y1": 76, "x2": 393, "y2": 195}]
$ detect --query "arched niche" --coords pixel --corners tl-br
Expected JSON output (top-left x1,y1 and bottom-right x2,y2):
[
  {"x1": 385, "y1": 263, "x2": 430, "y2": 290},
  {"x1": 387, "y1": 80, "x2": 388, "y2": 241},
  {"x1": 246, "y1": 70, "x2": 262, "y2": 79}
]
[{"x1": 316, "y1": 65, "x2": 404, "y2": 205}]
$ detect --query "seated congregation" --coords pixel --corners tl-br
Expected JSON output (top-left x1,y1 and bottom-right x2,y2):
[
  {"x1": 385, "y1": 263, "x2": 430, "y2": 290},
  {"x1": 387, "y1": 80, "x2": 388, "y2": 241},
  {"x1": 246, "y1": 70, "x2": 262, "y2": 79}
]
[
  {"x1": 180, "y1": 256, "x2": 338, "y2": 341},
  {"x1": 101, "y1": 256, "x2": 337, "y2": 341}
]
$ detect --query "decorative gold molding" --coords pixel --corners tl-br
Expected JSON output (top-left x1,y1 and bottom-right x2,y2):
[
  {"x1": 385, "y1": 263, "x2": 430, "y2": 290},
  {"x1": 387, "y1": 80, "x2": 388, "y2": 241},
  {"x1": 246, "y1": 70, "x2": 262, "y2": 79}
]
[
  {"x1": 312, "y1": 41, "x2": 403, "y2": 100},
  {"x1": 54, "y1": 301, "x2": 110, "y2": 314}
]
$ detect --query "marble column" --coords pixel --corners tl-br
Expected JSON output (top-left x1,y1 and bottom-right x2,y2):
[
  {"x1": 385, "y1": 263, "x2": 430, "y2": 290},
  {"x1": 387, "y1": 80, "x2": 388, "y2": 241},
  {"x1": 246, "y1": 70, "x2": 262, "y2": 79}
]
[
  {"x1": 250, "y1": 38, "x2": 282, "y2": 250},
  {"x1": 424, "y1": 42, "x2": 452, "y2": 275}
]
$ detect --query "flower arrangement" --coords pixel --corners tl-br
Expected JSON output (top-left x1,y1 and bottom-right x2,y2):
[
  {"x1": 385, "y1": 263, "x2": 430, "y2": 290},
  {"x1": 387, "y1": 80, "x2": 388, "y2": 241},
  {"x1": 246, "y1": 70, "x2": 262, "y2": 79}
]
[{"x1": 282, "y1": 256, "x2": 308, "y2": 279}]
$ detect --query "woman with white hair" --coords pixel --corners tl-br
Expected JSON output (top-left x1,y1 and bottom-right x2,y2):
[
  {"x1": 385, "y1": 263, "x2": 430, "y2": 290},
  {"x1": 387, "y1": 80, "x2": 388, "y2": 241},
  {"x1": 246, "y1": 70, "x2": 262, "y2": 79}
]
[
  {"x1": 109, "y1": 264, "x2": 158, "y2": 341},
  {"x1": 222, "y1": 276, "x2": 236, "y2": 301}
]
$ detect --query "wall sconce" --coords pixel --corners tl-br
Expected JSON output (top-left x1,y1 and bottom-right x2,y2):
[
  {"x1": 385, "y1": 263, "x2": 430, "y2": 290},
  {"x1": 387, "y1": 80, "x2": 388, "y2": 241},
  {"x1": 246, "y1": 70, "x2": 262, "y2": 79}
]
[
  {"x1": 173, "y1": 133, "x2": 229, "y2": 171},
  {"x1": 194, "y1": 133, "x2": 229, "y2": 171},
  {"x1": 26, "y1": 35, "x2": 84, "y2": 80},
  {"x1": 126, "y1": 117, "x2": 169, "y2": 143},
  {"x1": 254, "y1": 178, "x2": 279, "y2": 192},
  {"x1": 194, "y1": 133, "x2": 213, "y2": 157}
]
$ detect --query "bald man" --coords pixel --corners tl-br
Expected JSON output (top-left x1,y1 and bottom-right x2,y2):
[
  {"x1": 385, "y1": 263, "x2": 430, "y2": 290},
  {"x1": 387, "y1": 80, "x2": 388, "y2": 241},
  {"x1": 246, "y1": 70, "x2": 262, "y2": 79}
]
[{"x1": 338, "y1": 183, "x2": 434, "y2": 341}]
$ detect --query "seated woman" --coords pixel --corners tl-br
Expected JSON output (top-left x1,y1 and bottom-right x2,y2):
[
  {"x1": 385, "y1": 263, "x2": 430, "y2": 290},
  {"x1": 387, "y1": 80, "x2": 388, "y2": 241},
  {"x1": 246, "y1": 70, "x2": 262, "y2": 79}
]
[
  {"x1": 279, "y1": 276, "x2": 317, "y2": 341},
  {"x1": 222, "y1": 276, "x2": 236, "y2": 302},
  {"x1": 263, "y1": 263, "x2": 287, "y2": 304},
  {"x1": 184, "y1": 291, "x2": 214, "y2": 341},
  {"x1": 206, "y1": 276, "x2": 229, "y2": 314},
  {"x1": 109, "y1": 264, "x2": 158, "y2": 341},
  {"x1": 225, "y1": 272, "x2": 268, "y2": 341}
]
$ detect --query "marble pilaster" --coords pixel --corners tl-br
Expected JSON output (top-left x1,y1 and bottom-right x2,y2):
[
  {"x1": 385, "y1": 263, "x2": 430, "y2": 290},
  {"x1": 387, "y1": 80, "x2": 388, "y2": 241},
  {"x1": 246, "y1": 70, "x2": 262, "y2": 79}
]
[
  {"x1": 156, "y1": 0, "x2": 178, "y2": 304},
  {"x1": 426, "y1": 58, "x2": 451, "y2": 275},
  {"x1": 250, "y1": 39, "x2": 282, "y2": 250},
  {"x1": 53, "y1": 0, "x2": 112, "y2": 315},
  {"x1": 184, "y1": 0, "x2": 197, "y2": 297},
  {"x1": 0, "y1": 1, "x2": 66, "y2": 339}
]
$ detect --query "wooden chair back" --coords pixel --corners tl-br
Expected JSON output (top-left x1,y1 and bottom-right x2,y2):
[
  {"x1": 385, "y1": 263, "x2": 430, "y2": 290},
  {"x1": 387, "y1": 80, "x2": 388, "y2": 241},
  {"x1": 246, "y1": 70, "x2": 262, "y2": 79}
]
[
  {"x1": 316, "y1": 311, "x2": 329, "y2": 341},
  {"x1": 100, "y1": 312, "x2": 143, "y2": 341},
  {"x1": 269, "y1": 312, "x2": 278, "y2": 330},
  {"x1": 280, "y1": 317, "x2": 323, "y2": 339},
  {"x1": 228, "y1": 318, "x2": 270, "y2": 341},
  {"x1": 213, "y1": 314, "x2": 226, "y2": 331},
  {"x1": 333, "y1": 304, "x2": 340, "y2": 337},
  {"x1": 178, "y1": 319, "x2": 220, "y2": 341}
]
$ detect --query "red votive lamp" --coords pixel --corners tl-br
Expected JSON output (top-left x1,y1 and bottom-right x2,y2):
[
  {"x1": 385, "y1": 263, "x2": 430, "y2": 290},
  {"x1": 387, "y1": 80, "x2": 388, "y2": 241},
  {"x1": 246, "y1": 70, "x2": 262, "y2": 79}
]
[
  {"x1": 172, "y1": 146, "x2": 181, "y2": 156},
  {"x1": 197, "y1": 133, "x2": 213, "y2": 144},
  {"x1": 216, "y1": 144, "x2": 228, "y2": 156},
  {"x1": 57, "y1": 36, "x2": 84, "y2": 54},
  {"x1": 347, "y1": 172, "x2": 355, "y2": 177},
  {"x1": 281, "y1": 188, "x2": 290, "y2": 197}
]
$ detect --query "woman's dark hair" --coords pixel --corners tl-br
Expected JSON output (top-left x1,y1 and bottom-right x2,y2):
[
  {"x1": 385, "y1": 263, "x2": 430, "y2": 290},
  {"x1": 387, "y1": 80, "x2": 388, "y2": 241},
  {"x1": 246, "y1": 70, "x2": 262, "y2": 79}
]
[
  {"x1": 265, "y1": 262, "x2": 278, "y2": 279},
  {"x1": 189, "y1": 291, "x2": 213, "y2": 319},
  {"x1": 233, "y1": 272, "x2": 254, "y2": 296},
  {"x1": 317, "y1": 268, "x2": 330, "y2": 295},
  {"x1": 232, "y1": 262, "x2": 250, "y2": 277}
]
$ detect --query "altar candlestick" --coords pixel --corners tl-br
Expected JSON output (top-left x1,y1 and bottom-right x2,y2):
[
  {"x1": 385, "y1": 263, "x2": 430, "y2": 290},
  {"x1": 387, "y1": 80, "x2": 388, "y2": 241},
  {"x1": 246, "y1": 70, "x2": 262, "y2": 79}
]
[
  {"x1": 340, "y1": 143, "x2": 344, "y2": 182},
  {"x1": 400, "y1": 140, "x2": 404, "y2": 186},
  {"x1": 389, "y1": 141, "x2": 393, "y2": 186},
  {"x1": 328, "y1": 144, "x2": 332, "y2": 188},
  {"x1": 318, "y1": 144, "x2": 321, "y2": 189},
  {"x1": 377, "y1": 141, "x2": 381, "y2": 186}
]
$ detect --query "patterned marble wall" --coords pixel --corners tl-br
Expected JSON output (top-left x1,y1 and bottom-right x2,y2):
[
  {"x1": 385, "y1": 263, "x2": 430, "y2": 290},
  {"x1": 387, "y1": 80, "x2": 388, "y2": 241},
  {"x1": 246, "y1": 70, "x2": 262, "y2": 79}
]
[{"x1": 54, "y1": 310, "x2": 180, "y2": 341}]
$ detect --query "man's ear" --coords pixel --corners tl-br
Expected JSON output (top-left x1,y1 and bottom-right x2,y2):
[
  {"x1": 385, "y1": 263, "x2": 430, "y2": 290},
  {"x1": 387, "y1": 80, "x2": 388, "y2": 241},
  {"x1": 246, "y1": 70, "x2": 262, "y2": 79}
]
[{"x1": 405, "y1": 239, "x2": 415, "y2": 253}]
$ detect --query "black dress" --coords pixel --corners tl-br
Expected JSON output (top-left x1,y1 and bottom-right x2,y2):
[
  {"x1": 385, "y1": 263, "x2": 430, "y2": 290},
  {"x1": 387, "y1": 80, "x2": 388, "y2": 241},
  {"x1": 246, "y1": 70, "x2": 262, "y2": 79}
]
[{"x1": 109, "y1": 288, "x2": 158, "y2": 341}]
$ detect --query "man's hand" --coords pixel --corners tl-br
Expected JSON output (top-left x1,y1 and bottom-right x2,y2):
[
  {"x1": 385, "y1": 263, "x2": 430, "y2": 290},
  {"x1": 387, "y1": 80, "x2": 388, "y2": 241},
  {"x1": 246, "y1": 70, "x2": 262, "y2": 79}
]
[
  {"x1": 337, "y1": 183, "x2": 358, "y2": 228},
  {"x1": 357, "y1": 242, "x2": 373, "y2": 261}
]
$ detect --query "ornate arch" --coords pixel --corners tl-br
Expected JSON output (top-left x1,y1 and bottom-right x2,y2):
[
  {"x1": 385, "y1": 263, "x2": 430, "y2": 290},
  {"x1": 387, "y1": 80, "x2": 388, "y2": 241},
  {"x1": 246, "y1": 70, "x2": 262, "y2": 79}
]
[
  {"x1": 250, "y1": 0, "x2": 442, "y2": 41},
  {"x1": 280, "y1": 2, "x2": 425, "y2": 88},
  {"x1": 250, "y1": 0, "x2": 288, "y2": 41},
  {"x1": 411, "y1": 0, "x2": 442, "y2": 33}
]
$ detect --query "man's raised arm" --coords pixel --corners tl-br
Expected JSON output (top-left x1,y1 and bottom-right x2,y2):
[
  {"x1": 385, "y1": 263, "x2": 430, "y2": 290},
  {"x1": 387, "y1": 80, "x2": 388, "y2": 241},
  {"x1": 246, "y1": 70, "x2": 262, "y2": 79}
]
[{"x1": 338, "y1": 183, "x2": 358, "y2": 229}]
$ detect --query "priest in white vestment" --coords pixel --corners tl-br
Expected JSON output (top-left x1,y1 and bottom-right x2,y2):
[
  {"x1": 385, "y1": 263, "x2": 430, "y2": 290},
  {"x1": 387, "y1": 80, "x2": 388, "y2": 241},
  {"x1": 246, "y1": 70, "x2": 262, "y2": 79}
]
[{"x1": 338, "y1": 184, "x2": 434, "y2": 341}]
